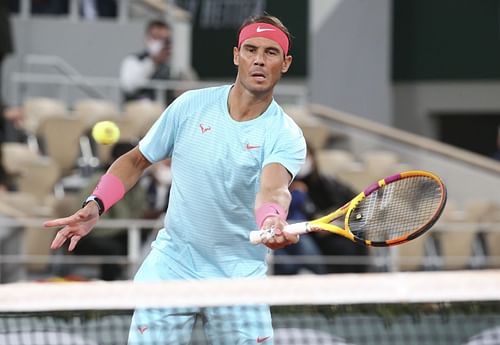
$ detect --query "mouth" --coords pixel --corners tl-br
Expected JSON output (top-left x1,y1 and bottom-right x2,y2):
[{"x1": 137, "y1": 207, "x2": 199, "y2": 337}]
[{"x1": 250, "y1": 71, "x2": 266, "y2": 81}]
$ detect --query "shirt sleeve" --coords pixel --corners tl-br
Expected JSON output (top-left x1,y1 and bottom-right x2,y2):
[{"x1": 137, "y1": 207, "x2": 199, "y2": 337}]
[
  {"x1": 263, "y1": 119, "x2": 307, "y2": 180},
  {"x1": 138, "y1": 91, "x2": 189, "y2": 163}
]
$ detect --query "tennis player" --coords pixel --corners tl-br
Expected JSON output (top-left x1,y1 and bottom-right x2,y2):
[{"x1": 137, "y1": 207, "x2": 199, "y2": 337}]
[{"x1": 44, "y1": 14, "x2": 306, "y2": 344}]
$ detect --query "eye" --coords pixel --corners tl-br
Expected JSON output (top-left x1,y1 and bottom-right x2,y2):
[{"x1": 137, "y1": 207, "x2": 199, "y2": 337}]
[{"x1": 267, "y1": 49, "x2": 279, "y2": 56}]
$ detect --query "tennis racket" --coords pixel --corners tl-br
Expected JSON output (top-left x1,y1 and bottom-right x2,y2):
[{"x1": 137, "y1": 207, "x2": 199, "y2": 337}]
[{"x1": 249, "y1": 170, "x2": 447, "y2": 247}]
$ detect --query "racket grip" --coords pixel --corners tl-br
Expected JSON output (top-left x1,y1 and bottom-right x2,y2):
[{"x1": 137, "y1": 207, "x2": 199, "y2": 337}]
[{"x1": 249, "y1": 222, "x2": 309, "y2": 244}]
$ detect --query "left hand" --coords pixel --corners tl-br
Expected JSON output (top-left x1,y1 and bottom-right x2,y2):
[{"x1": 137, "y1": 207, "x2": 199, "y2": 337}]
[{"x1": 259, "y1": 215, "x2": 300, "y2": 250}]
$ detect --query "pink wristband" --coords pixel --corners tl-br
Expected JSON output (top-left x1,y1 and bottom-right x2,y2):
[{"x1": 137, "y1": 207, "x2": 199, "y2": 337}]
[
  {"x1": 92, "y1": 173, "x2": 125, "y2": 212},
  {"x1": 255, "y1": 203, "x2": 287, "y2": 228}
]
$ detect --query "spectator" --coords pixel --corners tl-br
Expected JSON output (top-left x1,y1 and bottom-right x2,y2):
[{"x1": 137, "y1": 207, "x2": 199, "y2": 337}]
[
  {"x1": 119, "y1": 19, "x2": 196, "y2": 104},
  {"x1": 68, "y1": 141, "x2": 148, "y2": 281},
  {"x1": 0, "y1": 148, "x2": 15, "y2": 192},
  {"x1": 31, "y1": 0, "x2": 68, "y2": 15},
  {"x1": 141, "y1": 158, "x2": 172, "y2": 219},
  {"x1": 492, "y1": 126, "x2": 500, "y2": 161},
  {"x1": 0, "y1": 1, "x2": 14, "y2": 141},
  {"x1": 1, "y1": 2, "x2": 25, "y2": 142},
  {"x1": 80, "y1": 0, "x2": 117, "y2": 20},
  {"x1": 296, "y1": 144, "x2": 370, "y2": 273}
]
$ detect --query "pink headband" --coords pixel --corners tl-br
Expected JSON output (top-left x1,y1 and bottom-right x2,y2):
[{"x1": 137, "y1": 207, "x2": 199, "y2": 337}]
[{"x1": 238, "y1": 22, "x2": 289, "y2": 55}]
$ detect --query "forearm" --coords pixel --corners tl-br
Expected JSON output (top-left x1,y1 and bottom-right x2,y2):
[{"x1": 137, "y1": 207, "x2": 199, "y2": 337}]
[
  {"x1": 254, "y1": 163, "x2": 292, "y2": 227},
  {"x1": 106, "y1": 148, "x2": 151, "y2": 192},
  {"x1": 254, "y1": 163, "x2": 299, "y2": 248},
  {"x1": 255, "y1": 184, "x2": 291, "y2": 212},
  {"x1": 89, "y1": 147, "x2": 151, "y2": 213}
]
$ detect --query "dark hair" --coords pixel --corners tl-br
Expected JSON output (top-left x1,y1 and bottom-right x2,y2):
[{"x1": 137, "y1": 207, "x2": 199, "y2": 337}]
[
  {"x1": 238, "y1": 14, "x2": 292, "y2": 52},
  {"x1": 146, "y1": 19, "x2": 170, "y2": 33}
]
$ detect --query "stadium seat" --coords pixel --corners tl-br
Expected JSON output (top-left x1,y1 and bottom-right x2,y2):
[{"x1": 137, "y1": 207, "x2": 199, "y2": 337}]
[
  {"x1": 362, "y1": 150, "x2": 400, "y2": 180},
  {"x1": 316, "y1": 149, "x2": 361, "y2": 176},
  {"x1": 437, "y1": 200, "x2": 492, "y2": 270},
  {"x1": 73, "y1": 98, "x2": 119, "y2": 127},
  {"x1": 434, "y1": 200, "x2": 478, "y2": 270},
  {"x1": 22, "y1": 97, "x2": 68, "y2": 135},
  {"x1": 395, "y1": 234, "x2": 432, "y2": 271},
  {"x1": 1, "y1": 143, "x2": 61, "y2": 200},
  {"x1": 37, "y1": 116, "x2": 87, "y2": 176},
  {"x1": 0, "y1": 192, "x2": 56, "y2": 274},
  {"x1": 282, "y1": 104, "x2": 336, "y2": 149},
  {"x1": 480, "y1": 202, "x2": 500, "y2": 267},
  {"x1": 122, "y1": 99, "x2": 165, "y2": 138}
]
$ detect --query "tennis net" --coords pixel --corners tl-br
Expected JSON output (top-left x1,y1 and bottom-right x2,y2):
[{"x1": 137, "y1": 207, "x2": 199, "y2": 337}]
[{"x1": 0, "y1": 270, "x2": 499, "y2": 345}]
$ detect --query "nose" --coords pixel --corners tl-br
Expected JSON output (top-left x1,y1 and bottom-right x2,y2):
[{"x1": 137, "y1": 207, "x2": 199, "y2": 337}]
[{"x1": 253, "y1": 51, "x2": 265, "y2": 66}]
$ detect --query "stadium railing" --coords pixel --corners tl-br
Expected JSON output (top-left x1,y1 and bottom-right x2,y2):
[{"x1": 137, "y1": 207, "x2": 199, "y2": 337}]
[
  {"x1": 9, "y1": 54, "x2": 308, "y2": 108},
  {"x1": 1, "y1": 215, "x2": 500, "y2": 283}
]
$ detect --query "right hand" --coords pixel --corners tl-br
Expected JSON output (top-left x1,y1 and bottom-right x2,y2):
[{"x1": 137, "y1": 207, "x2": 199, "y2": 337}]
[
  {"x1": 43, "y1": 202, "x2": 100, "y2": 251},
  {"x1": 259, "y1": 216, "x2": 300, "y2": 250}
]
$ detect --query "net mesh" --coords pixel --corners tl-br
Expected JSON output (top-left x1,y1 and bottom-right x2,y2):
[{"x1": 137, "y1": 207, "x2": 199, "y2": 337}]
[
  {"x1": 349, "y1": 175, "x2": 444, "y2": 242},
  {"x1": 0, "y1": 271, "x2": 499, "y2": 345}
]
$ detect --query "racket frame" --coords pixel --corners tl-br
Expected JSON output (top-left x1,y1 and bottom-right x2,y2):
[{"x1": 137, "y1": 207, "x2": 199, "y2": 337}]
[{"x1": 250, "y1": 170, "x2": 447, "y2": 247}]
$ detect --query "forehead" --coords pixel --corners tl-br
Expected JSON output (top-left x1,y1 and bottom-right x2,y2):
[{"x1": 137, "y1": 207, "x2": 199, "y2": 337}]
[
  {"x1": 240, "y1": 37, "x2": 283, "y2": 52},
  {"x1": 149, "y1": 26, "x2": 170, "y2": 37}
]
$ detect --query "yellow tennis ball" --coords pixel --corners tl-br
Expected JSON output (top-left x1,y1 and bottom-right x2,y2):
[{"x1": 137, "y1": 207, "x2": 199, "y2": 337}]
[{"x1": 92, "y1": 121, "x2": 120, "y2": 145}]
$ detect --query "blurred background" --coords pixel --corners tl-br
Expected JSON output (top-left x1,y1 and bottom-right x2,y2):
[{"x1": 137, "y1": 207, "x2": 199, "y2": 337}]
[{"x1": 0, "y1": 0, "x2": 499, "y2": 283}]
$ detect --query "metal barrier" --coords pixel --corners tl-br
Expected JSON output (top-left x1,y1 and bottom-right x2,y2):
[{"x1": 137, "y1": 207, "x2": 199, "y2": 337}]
[
  {"x1": 0, "y1": 217, "x2": 162, "y2": 282},
  {"x1": 1, "y1": 216, "x2": 500, "y2": 282}
]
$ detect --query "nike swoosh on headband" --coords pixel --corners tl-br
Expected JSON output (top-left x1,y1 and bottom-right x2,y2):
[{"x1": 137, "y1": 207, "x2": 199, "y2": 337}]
[{"x1": 256, "y1": 26, "x2": 275, "y2": 32}]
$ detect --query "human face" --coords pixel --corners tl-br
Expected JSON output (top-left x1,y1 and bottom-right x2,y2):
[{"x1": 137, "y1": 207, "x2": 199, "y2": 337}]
[
  {"x1": 233, "y1": 37, "x2": 292, "y2": 95},
  {"x1": 146, "y1": 26, "x2": 172, "y2": 59}
]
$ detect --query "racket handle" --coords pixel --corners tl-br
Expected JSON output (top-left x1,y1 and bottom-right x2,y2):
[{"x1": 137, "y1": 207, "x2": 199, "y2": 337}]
[{"x1": 249, "y1": 222, "x2": 309, "y2": 244}]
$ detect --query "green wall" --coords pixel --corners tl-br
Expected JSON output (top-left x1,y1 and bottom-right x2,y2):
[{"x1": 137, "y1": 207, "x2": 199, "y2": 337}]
[
  {"x1": 190, "y1": 0, "x2": 308, "y2": 78},
  {"x1": 392, "y1": 0, "x2": 500, "y2": 80}
]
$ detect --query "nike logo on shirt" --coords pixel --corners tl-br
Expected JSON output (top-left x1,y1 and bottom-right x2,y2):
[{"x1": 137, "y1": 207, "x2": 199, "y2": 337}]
[
  {"x1": 256, "y1": 336, "x2": 271, "y2": 343},
  {"x1": 246, "y1": 144, "x2": 261, "y2": 150}
]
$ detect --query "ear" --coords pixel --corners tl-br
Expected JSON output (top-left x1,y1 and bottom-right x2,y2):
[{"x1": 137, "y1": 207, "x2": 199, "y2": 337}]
[
  {"x1": 281, "y1": 55, "x2": 293, "y2": 74},
  {"x1": 233, "y1": 47, "x2": 239, "y2": 66}
]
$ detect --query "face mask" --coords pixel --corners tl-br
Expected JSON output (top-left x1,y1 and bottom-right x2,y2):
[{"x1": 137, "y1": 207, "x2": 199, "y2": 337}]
[
  {"x1": 154, "y1": 165, "x2": 172, "y2": 186},
  {"x1": 147, "y1": 39, "x2": 164, "y2": 56},
  {"x1": 296, "y1": 157, "x2": 314, "y2": 179}
]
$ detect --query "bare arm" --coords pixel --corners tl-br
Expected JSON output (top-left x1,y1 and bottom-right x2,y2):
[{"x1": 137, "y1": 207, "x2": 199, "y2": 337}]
[
  {"x1": 107, "y1": 146, "x2": 152, "y2": 191},
  {"x1": 255, "y1": 163, "x2": 299, "y2": 250},
  {"x1": 44, "y1": 147, "x2": 152, "y2": 251}
]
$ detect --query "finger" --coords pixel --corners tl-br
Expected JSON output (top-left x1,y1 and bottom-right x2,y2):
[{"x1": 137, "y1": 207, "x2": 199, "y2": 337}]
[
  {"x1": 43, "y1": 215, "x2": 77, "y2": 228},
  {"x1": 50, "y1": 230, "x2": 69, "y2": 249},
  {"x1": 283, "y1": 231, "x2": 300, "y2": 244},
  {"x1": 68, "y1": 235, "x2": 81, "y2": 252},
  {"x1": 43, "y1": 211, "x2": 88, "y2": 228}
]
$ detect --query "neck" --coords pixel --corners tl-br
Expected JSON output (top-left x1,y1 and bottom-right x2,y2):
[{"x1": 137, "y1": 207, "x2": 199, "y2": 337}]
[{"x1": 227, "y1": 83, "x2": 273, "y2": 122}]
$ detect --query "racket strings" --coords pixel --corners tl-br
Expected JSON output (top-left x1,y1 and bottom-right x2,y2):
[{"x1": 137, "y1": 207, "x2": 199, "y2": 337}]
[{"x1": 347, "y1": 176, "x2": 444, "y2": 242}]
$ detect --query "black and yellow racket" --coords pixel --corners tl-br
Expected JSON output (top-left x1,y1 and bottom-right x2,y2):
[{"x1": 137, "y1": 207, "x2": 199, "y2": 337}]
[{"x1": 250, "y1": 170, "x2": 447, "y2": 247}]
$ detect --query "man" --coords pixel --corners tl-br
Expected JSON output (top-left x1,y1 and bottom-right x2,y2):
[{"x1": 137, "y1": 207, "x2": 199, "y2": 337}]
[
  {"x1": 44, "y1": 14, "x2": 306, "y2": 344},
  {"x1": 0, "y1": 1, "x2": 14, "y2": 141},
  {"x1": 119, "y1": 19, "x2": 176, "y2": 103}
]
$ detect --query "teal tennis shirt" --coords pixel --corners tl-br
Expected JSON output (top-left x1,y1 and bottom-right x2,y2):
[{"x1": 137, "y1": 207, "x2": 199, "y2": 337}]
[{"x1": 139, "y1": 85, "x2": 306, "y2": 278}]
